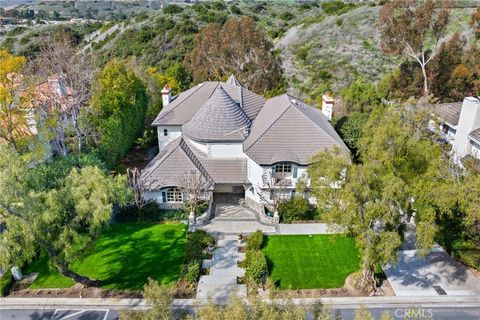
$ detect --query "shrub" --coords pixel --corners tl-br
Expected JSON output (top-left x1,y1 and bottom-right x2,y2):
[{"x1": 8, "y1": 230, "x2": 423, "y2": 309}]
[
  {"x1": 453, "y1": 241, "x2": 480, "y2": 269},
  {"x1": 184, "y1": 261, "x2": 201, "y2": 284},
  {"x1": 321, "y1": 1, "x2": 356, "y2": 16},
  {"x1": 0, "y1": 270, "x2": 13, "y2": 297},
  {"x1": 244, "y1": 250, "x2": 268, "y2": 282},
  {"x1": 184, "y1": 230, "x2": 215, "y2": 263},
  {"x1": 163, "y1": 4, "x2": 183, "y2": 15},
  {"x1": 336, "y1": 18, "x2": 343, "y2": 26},
  {"x1": 279, "y1": 12, "x2": 295, "y2": 21},
  {"x1": 246, "y1": 230, "x2": 264, "y2": 251},
  {"x1": 278, "y1": 197, "x2": 312, "y2": 223}
]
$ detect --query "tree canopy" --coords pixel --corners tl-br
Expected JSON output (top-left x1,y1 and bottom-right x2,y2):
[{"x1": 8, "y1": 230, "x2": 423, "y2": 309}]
[
  {"x1": 308, "y1": 102, "x2": 475, "y2": 291},
  {"x1": 82, "y1": 59, "x2": 148, "y2": 167},
  {"x1": 184, "y1": 16, "x2": 284, "y2": 94},
  {"x1": 0, "y1": 144, "x2": 129, "y2": 287},
  {"x1": 379, "y1": 0, "x2": 451, "y2": 97}
]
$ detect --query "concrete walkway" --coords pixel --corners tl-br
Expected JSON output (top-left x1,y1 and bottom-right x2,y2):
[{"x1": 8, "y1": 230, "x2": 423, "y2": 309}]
[{"x1": 196, "y1": 235, "x2": 246, "y2": 304}]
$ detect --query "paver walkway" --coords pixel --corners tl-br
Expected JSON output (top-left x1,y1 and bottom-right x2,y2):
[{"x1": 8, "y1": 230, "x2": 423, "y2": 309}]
[{"x1": 196, "y1": 235, "x2": 246, "y2": 304}]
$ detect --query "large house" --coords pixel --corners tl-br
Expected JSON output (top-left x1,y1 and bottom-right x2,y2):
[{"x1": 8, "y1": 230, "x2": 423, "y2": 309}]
[
  {"x1": 141, "y1": 75, "x2": 348, "y2": 221},
  {"x1": 432, "y1": 97, "x2": 480, "y2": 162}
]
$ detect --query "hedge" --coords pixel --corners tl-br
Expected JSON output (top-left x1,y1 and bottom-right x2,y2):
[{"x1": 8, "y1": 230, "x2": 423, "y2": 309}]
[{"x1": 0, "y1": 270, "x2": 13, "y2": 297}]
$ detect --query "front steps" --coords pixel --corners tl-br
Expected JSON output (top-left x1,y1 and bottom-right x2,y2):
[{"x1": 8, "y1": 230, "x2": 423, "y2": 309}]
[{"x1": 196, "y1": 235, "x2": 246, "y2": 304}]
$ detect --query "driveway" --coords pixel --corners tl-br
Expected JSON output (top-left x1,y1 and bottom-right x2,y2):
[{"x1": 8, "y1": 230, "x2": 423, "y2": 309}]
[{"x1": 384, "y1": 246, "x2": 480, "y2": 296}]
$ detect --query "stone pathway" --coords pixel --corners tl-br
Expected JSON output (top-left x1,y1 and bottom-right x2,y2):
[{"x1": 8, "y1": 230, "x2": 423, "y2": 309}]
[{"x1": 196, "y1": 235, "x2": 246, "y2": 304}]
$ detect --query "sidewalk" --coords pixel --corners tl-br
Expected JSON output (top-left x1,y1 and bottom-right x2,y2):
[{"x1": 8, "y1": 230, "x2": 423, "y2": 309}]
[{"x1": 2, "y1": 295, "x2": 479, "y2": 310}]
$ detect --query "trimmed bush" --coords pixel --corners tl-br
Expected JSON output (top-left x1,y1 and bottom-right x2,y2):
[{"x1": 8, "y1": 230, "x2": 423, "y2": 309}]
[
  {"x1": 244, "y1": 250, "x2": 268, "y2": 283},
  {"x1": 0, "y1": 270, "x2": 13, "y2": 297},
  {"x1": 184, "y1": 261, "x2": 201, "y2": 284},
  {"x1": 246, "y1": 230, "x2": 264, "y2": 251},
  {"x1": 184, "y1": 230, "x2": 215, "y2": 263},
  {"x1": 278, "y1": 197, "x2": 312, "y2": 223}
]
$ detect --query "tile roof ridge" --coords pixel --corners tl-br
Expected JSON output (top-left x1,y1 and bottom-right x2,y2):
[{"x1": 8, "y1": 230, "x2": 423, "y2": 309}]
[{"x1": 179, "y1": 138, "x2": 214, "y2": 183}]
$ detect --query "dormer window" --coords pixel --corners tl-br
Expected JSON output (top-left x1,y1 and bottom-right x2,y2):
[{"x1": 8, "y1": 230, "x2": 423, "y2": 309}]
[
  {"x1": 166, "y1": 187, "x2": 183, "y2": 203},
  {"x1": 274, "y1": 162, "x2": 292, "y2": 179},
  {"x1": 164, "y1": 129, "x2": 168, "y2": 136}
]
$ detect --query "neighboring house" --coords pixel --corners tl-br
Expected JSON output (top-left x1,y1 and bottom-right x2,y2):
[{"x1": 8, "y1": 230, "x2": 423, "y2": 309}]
[
  {"x1": 1, "y1": 74, "x2": 73, "y2": 157},
  {"x1": 141, "y1": 75, "x2": 349, "y2": 218},
  {"x1": 432, "y1": 97, "x2": 480, "y2": 163}
]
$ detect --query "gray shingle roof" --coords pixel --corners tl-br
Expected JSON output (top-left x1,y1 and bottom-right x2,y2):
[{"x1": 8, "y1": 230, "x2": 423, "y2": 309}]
[
  {"x1": 152, "y1": 80, "x2": 264, "y2": 126},
  {"x1": 435, "y1": 102, "x2": 462, "y2": 127},
  {"x1": 182, "y1": 85, "x2": 251, "y2": 142},
  {"x1": 469, "y1": 128, "x2": 480, "y2": 142},
  {"x1": 141, "y1": 137, "x2": 248, "y2": 190},
  {"x1": 141, "y1": 137, "x2": 212, "y2": 191},
  {"x1": 244, "y1": 94, "x2": 349, "y2": 165}
]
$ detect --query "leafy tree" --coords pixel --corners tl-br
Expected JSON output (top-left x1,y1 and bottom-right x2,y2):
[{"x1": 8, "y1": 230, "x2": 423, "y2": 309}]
[
  {"x1": 184, "y1": 16, "x2": 284, "y2": 94},
  {"x1": 472, "y1": 7, "x2": 480, "y2": 39},
  {"x1": 119, "y1": 278, "x2": 173, "y2": 320},
  {"x1": 379, "y1": 0, "x2": 451, "y2": 97},
  {"x1": 334, "y1": 112, "x2": 369, "y2": 157},
  {"x1": 308, "y1": 104, "x2": 451, "y2": 292},
  {"x1": 0, "y1": 144, "x2": 129, "y2": 287},
  {"x1": 82, "y1": 60, "x2": 148, "y2": 167},
  {"x1": 340, "y1": 78, "x2": 384, "y2": 113},
  {"x1": 0, "y1": 50, "x2": 29, "y2": 151}
]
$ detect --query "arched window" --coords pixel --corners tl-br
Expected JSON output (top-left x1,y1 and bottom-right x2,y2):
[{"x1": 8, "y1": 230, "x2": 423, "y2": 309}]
[
  {"x1": 274, "y1": 162, "x2": 292, "y2": 178},
  {"x1": 166, "y1": 187, "x2": 183, "y2": 202}
]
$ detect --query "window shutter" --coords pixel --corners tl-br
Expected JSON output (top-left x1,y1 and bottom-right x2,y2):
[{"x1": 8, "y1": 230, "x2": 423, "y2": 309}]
[
  {"x1": 161, "y1": 192, "x2": 166, "y2": 203},
  {"x1": 271, "y1": 166, "x2": 276, "y2": 176},
  {"x1": 293, "y1": 166, "x2": 298, "y2": 178}
]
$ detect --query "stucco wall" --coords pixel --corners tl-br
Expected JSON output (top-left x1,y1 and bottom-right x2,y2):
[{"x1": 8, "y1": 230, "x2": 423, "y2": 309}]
[
  {"x1": 452, "y1": 97, "x2": 480, "y2": 158},
  {"x1": 157, "y1": 125, "x2": 182, "y2": 151},
  {"x1": 209, "y1": 143, "x2": 244, "y2": 157}
]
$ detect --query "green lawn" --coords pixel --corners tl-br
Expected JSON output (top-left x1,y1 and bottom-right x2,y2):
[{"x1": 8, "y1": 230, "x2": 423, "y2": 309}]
[
  {"x1": 24, "y1": 223, "x2": 187, "y2": 290},
  {"x1": 262, "y1": 234, "x2": 360, "y2": 289}
]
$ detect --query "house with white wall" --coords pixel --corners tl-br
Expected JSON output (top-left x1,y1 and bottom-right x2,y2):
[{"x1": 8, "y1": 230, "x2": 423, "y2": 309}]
[
  {"x1": 432, "y1": 97, "x2": 480, "y2": 163},
  {"x1": 141, "y1": 75, "x2": 349, "y2": 219}
]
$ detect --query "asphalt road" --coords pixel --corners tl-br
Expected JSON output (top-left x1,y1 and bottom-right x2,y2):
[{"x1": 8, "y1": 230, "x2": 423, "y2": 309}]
[{"x1": 2, "y1": 306, "x2": 480, "y2": 320}]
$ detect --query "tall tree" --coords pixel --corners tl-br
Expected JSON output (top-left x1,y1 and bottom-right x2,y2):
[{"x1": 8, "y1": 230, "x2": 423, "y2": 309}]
[
  {"x1": 0, "y1": 144, "x2": 129, "y2": 287},
  {"x1": 82, "y1": 60, "x2": 148, "y2": 167},
  {"x1": 32, "y1": 37, "x2": 95, "y2": 153},
  {"x1": 308, "y1": 104, "x2": 452, "y2": 292},
  {"x1": 379, "y1": 0, "x2": 451, "y2": 97},
  {"x1": 0, "y1": 50, "x2": 29, "y2": 151},
  {"x1": 184, "y1": 16, "x2": 284, "y2": 94}
]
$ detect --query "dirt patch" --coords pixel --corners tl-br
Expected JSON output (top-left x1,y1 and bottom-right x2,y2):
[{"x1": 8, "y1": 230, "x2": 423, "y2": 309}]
[
  {"x1": 10, "y1": 283, "x2": 142, "y2": 299},
  {"x1": 267, "y1": 273, "x2": 394, "y2": 298}
]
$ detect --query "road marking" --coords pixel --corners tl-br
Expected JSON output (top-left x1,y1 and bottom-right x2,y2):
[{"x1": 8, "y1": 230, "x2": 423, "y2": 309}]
[{"x1": 51, "y1": 308, "x2": 110, "y2": 320}]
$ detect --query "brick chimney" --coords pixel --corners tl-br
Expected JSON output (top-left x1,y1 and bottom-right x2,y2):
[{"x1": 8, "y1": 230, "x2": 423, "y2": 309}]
[
  {"x1": 322, "y1": 92, "x2": 334, "y2": 121},
  {"x1": 161, "y1": 85, "x2": 172, "y2": 107}
]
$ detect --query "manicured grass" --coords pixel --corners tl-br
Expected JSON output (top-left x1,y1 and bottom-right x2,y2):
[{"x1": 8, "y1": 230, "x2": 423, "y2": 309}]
[
  {"x1": 24, "y1": 223, "x2": 187, "y2": 290},
  {"x1": 262, "y1": 234, "x2": 360, "y2": 289}
]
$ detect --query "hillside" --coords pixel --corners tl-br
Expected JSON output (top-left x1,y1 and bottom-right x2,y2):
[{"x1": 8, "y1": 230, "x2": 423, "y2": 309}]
[{"x1": 276, "y1": 5, "x2": 476, "y2": 101}]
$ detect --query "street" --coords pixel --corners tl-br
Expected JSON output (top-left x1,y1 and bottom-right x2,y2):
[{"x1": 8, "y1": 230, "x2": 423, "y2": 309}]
[{"x1": 2, "y1": 306, "x2": 480, "y2": 320}]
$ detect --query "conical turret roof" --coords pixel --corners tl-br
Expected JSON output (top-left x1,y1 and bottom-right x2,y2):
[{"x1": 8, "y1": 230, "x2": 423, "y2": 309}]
[
  {"x1": 182, "y1": 85, "x2": 251, "y2": 142},
  {"x1": 226, "y1": 74, "x2": 243, "y2": 87}
]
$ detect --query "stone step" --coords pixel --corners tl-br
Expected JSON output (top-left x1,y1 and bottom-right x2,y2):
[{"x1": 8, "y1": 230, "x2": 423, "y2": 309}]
[
  {"x1": 196, "y1": 284, "x2": 247, "y2": 303},
  {"x1": 209, "y1": 267, "x2": 245, "y2": 278},
  {"x1": 214, "y1": 217, "x2": 257, "y2": 222},
  {"x1": 198, "y1": 274, "x2": 238, "y2": 285}
]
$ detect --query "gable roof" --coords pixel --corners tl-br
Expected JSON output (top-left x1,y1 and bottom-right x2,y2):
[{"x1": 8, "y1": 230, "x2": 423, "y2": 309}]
[
  {"x1": 435, "y1": 102, "x2": 463, "y2": 127},
  {"x1": 141, "y1": 137, "x2": 212, "y2": 191},
  {"x1": 182, "y1": 85, "x2": 251, "y2": 142},
  {"x1": 141, "y1": 136, "x2": 248, "y2": 191},
  {"x1": 244, "y1": 94, "x2": 348, "y2": 165},
  {"x1": 151, "y1": 80, "x2": 264, "y2": 126}
]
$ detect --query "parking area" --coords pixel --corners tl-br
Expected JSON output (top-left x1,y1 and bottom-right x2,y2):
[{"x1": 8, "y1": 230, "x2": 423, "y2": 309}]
[
  {"x1": 383, "y1": 246, "x2": 480, "y2": 296},
  {"x1": 0, "y1": 308, "x2": 119, "y2": 320}
]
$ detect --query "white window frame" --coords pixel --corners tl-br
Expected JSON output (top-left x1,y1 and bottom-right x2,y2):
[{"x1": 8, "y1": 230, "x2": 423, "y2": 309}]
[
  {"x1": 166, "y1": 187, "x2": 183, "y2": 203},
  {"x1": 275, "y1": 162, "x2": 292, "y2": 178}
]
